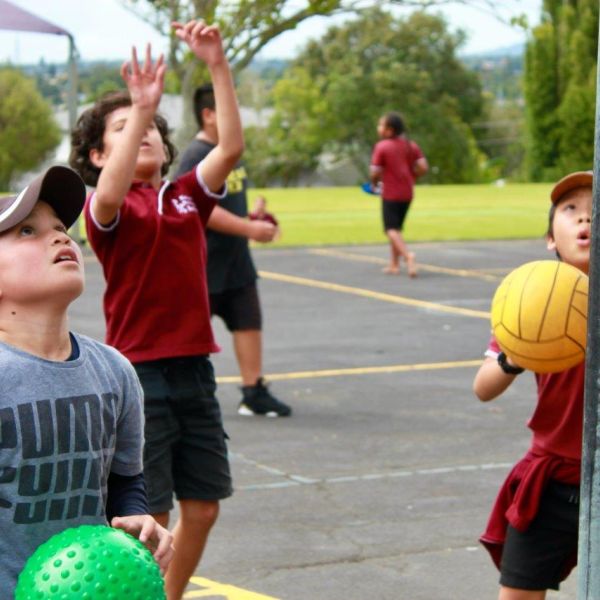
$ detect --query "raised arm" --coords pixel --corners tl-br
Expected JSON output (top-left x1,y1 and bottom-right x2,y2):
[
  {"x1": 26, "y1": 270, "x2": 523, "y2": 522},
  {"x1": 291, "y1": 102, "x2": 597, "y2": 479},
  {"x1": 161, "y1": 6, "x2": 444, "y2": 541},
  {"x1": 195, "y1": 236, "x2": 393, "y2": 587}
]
[
  {"x1": 173, "y1": 21, "x2": 244, "y2": 193},
  {"x1": 90, "y1": 46, "x2": 166, "y2": 225}
]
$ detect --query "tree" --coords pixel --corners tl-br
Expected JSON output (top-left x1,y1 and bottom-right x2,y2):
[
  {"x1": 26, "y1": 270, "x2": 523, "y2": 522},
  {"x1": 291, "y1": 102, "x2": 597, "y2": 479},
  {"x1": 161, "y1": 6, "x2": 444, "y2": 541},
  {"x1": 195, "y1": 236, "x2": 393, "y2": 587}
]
[
  {"x1": 0, "y1": 69, "x2": 61, "y2": 190},
  {"x1": 246, "y1": 9, "x2": 485, "y2": 185},
  {"x1": 79, "y1": 63, "x2": 126, "y2": 102},
  {"x1": 122, "y1": 0, "x2": 353, "y2": 144},
  {"x1": 120, "y1": 0, "x2": 528, "y2": 147},
  {"x1": 122, "y1": 0, "x2": 526, "y2": 75},
  {"x1": 244, "y1": 66, "x2": 328, "y2": 185},
  {"x1": 523, "y1": 0, "x2": 598, "y2": 180}
]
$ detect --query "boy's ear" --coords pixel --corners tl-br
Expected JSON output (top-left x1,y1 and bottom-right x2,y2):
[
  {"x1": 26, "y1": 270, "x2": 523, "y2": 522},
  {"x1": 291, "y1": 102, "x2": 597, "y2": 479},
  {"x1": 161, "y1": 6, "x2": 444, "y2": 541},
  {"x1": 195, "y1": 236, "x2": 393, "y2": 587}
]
[
  {"x1": 89, "y1": 148, "x2": 107, "y2": 169},
  {"x1": 202, "y1": 107, "x2": 217, "y2": 126},
  {"x1": 546, "y1": 234, "x2": 556, "y2": 252}
]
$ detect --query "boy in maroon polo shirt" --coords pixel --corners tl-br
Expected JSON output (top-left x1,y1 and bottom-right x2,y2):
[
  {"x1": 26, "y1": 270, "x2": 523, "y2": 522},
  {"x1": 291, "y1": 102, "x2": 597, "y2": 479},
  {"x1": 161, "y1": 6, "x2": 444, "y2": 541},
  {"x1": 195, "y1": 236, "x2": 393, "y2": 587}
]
[
  {"x1": 473, "y1": 171, "x2": 592, "y2": 599},
  {"x1": 370, "y1": 112, "x2": 428, "y2": 277},
  {"x1": 69, "y1": 20, "x2": 243, "y2": 600}
]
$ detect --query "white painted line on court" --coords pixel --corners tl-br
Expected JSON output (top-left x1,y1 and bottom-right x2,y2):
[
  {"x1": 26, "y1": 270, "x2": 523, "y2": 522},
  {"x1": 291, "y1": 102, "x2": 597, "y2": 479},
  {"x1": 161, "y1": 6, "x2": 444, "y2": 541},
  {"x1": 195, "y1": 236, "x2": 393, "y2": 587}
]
[
  {"x1": 233, "y1": 461, "x2": 513, "y2": 492},
  {"x1": 289, "y1": 475, "x2": 320, "y2": 484}
]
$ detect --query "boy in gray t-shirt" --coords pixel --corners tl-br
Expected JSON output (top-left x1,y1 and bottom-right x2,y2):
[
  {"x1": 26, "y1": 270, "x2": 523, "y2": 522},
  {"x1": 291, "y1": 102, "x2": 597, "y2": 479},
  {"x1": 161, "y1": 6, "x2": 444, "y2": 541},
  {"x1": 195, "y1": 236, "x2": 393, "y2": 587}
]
[{"x1": 0, "y1": 166, "x2": 173, "y2": 596}]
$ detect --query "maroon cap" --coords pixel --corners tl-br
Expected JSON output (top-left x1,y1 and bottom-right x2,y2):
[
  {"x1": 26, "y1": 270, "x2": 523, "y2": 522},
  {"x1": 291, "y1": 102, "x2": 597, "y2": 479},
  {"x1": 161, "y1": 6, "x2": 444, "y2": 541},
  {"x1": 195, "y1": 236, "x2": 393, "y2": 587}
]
[
  {"x1": 550, "y1": 171, "x2": 593, "y2": 205},
  {"x1": 0, "y1": 166, "x2": 86, "y2": 233}
]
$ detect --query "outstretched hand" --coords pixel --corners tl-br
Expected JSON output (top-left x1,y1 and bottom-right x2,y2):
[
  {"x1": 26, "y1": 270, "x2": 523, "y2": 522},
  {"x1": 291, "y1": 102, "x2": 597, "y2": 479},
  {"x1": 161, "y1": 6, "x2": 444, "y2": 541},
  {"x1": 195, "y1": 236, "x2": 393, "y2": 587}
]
[
  {"x1": 172, "y1": 20, "x2": 226, "y2": 68},
  {"x1": 120, "y1": 44, "x2": 166, "y2": 113}
]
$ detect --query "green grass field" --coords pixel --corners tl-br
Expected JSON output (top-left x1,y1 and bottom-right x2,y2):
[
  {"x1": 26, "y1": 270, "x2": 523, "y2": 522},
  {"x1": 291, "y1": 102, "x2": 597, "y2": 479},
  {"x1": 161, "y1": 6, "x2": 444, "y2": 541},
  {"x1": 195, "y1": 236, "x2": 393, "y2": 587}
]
[{"x1": 251, "y1": 182, "x2": 553, "y2": 247}]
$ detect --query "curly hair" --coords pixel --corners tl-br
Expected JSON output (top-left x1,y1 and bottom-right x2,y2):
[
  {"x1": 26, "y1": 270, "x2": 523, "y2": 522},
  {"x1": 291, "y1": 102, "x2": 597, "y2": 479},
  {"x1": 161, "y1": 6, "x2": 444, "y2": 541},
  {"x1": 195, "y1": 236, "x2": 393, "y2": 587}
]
[{"x1": 69, "y1": 91, "x2": 177, "y2": 186}]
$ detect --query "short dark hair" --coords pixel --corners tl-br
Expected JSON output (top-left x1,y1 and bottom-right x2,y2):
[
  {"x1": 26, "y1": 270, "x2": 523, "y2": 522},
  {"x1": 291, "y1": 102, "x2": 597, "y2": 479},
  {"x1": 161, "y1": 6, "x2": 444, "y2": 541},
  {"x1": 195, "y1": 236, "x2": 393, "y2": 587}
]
[
  {"x1": 69, "y1": 90, "x2": 177, "y2": 186},
  {"x1": 193, "y1": 84, "x2": 215, "y2": 129},
  {"x1": 383, "y1": 112, "x2": 406, "y2": 136}
]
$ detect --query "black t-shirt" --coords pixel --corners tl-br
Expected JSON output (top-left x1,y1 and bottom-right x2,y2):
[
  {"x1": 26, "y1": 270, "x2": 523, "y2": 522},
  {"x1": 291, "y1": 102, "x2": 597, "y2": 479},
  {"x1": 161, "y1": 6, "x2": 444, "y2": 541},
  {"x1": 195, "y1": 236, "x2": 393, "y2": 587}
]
[{"x1": 176, "y1": 138, "x2": 257, "y2": 293}]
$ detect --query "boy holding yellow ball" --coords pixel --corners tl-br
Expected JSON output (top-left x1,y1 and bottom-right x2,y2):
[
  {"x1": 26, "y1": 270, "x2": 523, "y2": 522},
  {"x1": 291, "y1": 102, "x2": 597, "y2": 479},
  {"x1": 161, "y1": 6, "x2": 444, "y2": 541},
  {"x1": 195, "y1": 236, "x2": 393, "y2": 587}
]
[{"x1": 473, "y1": 171, "x2": 592, "y2": 600}]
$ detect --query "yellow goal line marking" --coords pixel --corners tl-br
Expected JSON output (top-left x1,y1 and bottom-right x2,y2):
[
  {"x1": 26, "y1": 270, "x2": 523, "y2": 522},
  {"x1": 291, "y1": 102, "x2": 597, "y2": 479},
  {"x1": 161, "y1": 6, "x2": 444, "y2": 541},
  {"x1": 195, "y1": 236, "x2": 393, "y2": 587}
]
[
  {"x1": 216, "y1": 359, "x2": 483, "y2": 384},
  {"x1": 185, "y1": 576, "x2": 279, "y2": 599},
  {"x1": 258, "y1": 270, "x2": 490, "y2": 319},
  {"x1": 308, "y1": 248, "x2": 502, "y2": 281}
]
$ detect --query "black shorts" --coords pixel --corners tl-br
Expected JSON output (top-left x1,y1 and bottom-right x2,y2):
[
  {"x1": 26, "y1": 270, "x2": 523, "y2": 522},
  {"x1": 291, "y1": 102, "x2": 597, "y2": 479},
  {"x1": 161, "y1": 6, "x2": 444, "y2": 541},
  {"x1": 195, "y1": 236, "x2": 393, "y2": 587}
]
[
  {"x1": 134, "y1": 356, "x2": 232, "y2": 513},
  {"x1": 382, "y1": 200, "x2": 411, "y2": 231},
  {"x1": 500, "y1": 481, "x2": 579, "y2": 591},
  {"x1": 210, "y1": 282, "x2": 262, "y2": 332}
]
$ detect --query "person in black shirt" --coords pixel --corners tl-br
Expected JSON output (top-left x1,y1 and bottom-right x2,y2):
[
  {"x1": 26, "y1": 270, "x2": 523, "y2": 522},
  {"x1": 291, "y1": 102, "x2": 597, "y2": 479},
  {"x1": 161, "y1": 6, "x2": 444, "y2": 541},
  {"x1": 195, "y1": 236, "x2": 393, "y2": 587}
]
[{"x1": 176, "y1": 84, "x2": 292, "y2": 417}]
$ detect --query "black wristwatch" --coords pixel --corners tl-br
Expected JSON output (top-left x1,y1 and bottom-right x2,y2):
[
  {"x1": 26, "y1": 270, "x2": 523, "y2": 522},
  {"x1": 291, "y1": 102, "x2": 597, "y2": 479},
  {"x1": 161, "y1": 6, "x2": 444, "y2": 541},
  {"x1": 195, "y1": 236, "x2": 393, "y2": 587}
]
[{"x1": 497, "y1": 351, "x2": 525, "y2": 375}]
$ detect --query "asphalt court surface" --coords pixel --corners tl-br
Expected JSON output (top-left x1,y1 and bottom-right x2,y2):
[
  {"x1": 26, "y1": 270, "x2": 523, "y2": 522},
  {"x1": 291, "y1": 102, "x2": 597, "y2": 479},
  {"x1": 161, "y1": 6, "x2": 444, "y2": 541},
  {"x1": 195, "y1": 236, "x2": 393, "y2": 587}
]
[{"x1": 70, "y1": 239, "x2": 577, "y2": 600}]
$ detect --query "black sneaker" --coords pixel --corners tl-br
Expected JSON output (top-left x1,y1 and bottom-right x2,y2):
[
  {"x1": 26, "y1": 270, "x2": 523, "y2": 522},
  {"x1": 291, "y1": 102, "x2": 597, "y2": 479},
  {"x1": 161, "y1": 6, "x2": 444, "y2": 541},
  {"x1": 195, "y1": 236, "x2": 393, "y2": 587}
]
[{"x1": 238, "y1": 378, "x2": 292, "y2": 417}]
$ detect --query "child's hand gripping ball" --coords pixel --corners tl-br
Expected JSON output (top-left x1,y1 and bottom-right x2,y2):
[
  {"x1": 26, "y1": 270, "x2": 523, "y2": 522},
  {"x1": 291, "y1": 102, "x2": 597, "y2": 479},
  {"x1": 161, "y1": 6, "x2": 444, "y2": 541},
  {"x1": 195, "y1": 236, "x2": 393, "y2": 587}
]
[
  {"x1": 491, "y1": 260, "x2": 588, "y2": 373},
  {"x1": 15, "y1": 525, "x2": 165, "y2": 599}
]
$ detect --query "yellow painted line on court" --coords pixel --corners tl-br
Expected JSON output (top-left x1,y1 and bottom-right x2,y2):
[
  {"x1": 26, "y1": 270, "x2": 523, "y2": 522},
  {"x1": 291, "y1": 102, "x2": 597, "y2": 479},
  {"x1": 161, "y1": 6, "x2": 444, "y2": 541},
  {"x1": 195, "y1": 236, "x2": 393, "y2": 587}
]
[
  {"x1": 184, "y1": 576, "x2": 279, "y2": 599},
  {"x1": 308, "y1": 247, "x2": 502, "y2": 282},
  {"x1": 259, "y1": 270, "x2": 490, "y2": 319},
  {"x1": 216, "y1": 359, "x2": 483, "y2": 384}
]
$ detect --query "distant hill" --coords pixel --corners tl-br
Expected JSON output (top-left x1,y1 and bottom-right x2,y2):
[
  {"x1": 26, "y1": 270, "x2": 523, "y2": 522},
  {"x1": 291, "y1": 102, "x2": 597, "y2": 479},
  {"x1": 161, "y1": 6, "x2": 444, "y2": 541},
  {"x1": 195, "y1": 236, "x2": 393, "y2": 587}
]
[
  {"x1": 461, "y1": 43, "x2": 524, "y2": 101},
  {"x1": 464, "y1": 43, "x2": 524, "y2": 59},
  {"x1": 247, "y1": 57, "x2": 289, "y2": 75}
]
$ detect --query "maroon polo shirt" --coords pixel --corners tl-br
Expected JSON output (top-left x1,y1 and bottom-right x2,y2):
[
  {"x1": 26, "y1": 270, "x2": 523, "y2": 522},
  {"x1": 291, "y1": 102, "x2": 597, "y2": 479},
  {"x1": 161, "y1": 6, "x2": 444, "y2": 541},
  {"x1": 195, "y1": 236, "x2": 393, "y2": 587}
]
[
  {"x1": 85, "y1": 165, "x2": 224, "y2": 363},
  {"x1": 371, "y1": 137, "x2": 424, "y2": 202}
]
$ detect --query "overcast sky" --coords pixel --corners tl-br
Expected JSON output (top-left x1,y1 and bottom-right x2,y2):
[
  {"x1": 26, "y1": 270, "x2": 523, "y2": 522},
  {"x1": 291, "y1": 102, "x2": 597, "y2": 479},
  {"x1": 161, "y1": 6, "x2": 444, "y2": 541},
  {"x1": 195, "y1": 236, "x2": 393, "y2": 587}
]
[{"x1": 0, "y1": 0, "x2": 542, "y2": 65}]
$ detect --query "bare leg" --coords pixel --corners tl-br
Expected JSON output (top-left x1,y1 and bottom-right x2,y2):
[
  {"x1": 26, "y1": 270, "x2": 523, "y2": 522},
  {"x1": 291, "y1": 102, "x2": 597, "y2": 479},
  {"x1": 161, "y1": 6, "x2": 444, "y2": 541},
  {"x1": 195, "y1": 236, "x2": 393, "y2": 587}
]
[
  {"x1": 498, "y1": 586, "x2": 546, "y2": 600},
  {"x1": 233, "y1": 329, "x2": 262, "y2": 386},
  {"x1": 161, "y1": 499, "x2": 219, "y2": 600},
  {"x1": 383, "y1": 242, "x2": 400, "y2": 274},
  {"x1": 386, "y1": 229, "x2": 417, "y2": 277},
  {"x1": 235, "y1": 328, "x2": 291, "y2": 416}
]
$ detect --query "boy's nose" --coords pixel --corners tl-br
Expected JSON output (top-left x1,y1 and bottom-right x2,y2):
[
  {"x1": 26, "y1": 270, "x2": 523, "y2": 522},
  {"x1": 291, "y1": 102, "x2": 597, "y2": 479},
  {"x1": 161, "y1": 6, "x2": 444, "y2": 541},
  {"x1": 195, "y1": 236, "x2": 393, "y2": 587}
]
[{"x1": 51, "y1": 231, "x2": 71, "y2": 244}]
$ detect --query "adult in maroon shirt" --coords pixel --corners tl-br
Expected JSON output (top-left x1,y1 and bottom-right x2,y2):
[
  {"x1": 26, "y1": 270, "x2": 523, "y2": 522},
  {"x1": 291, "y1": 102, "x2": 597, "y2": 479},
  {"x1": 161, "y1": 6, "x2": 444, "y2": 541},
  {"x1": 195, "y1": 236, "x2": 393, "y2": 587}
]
[{"x1": 370, "y1": 112, "x2": 428, "y2": 277}]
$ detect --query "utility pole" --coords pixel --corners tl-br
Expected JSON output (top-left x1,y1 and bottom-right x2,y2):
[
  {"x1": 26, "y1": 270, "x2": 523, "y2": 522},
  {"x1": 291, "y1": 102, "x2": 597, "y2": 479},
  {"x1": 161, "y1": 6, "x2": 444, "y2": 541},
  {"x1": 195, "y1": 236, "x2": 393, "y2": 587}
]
[{"x1": 577, "y1": 13, "x2": 600, "y2": 599}]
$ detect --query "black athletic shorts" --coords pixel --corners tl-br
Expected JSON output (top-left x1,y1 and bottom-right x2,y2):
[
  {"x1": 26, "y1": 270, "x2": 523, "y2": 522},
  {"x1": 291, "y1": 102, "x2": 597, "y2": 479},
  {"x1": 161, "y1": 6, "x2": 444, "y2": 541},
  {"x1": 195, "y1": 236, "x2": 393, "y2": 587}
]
[
  {"x1": 134, "y1": 356, "x2": 232, "y2": 513},
  {"x1": 210, "y1": 282, "x2": 262, "y2": 332},
  {"x1": 499, "y1": 481, "x2": 579, "y2": 591},
  {"x1": 382, "y1": 199, "x2": 411, "y2": 231}
]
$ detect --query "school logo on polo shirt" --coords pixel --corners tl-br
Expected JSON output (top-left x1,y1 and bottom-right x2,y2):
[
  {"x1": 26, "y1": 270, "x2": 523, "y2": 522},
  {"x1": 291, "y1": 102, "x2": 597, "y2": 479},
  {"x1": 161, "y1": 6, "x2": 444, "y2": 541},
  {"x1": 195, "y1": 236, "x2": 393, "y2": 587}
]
[{"x1": 172, "y1": 195, "x2": 198, "y2": 214}]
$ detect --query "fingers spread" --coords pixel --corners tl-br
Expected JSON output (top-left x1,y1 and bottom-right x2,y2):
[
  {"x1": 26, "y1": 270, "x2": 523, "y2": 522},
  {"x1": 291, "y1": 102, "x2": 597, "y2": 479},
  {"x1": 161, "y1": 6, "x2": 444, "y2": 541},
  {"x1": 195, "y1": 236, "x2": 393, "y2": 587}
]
[
  {"x1": 130, "y1": 46, "x2": 140, "y2": 76},
  {"x1": 143, "y1": 43, "x2": 153, "y2": 73}
]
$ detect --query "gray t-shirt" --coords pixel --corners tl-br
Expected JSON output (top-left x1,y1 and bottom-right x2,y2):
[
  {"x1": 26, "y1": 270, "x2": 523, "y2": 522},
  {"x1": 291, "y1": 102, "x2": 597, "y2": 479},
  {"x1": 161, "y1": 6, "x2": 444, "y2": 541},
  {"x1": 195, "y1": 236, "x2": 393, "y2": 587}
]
[{"x1": 0, "y1": 333, "x2": 144, "y2": 596}]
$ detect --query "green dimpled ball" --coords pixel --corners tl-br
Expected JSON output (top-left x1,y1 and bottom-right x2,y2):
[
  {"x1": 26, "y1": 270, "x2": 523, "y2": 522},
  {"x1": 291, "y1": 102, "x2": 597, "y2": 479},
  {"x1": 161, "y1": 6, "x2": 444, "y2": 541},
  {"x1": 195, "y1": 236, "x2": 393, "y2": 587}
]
[{"x1": 15, "y1": 525, "x2": 165, "y2": 600}]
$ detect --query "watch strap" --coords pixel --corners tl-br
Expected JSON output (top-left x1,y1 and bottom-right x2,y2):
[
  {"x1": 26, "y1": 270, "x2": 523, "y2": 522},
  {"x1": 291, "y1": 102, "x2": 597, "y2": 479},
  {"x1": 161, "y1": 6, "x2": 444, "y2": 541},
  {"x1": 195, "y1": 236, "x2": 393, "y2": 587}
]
[{"x1": 497, "y1": 351, "x2": 525, "y2": 375}]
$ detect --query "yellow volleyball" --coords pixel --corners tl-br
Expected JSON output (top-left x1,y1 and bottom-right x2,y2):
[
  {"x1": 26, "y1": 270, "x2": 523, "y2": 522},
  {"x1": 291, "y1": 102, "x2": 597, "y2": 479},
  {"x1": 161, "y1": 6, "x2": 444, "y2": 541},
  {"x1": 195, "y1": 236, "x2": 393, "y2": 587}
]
[{"x1": 491, "y1": 261, "x2": 588, "y2": 373}]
